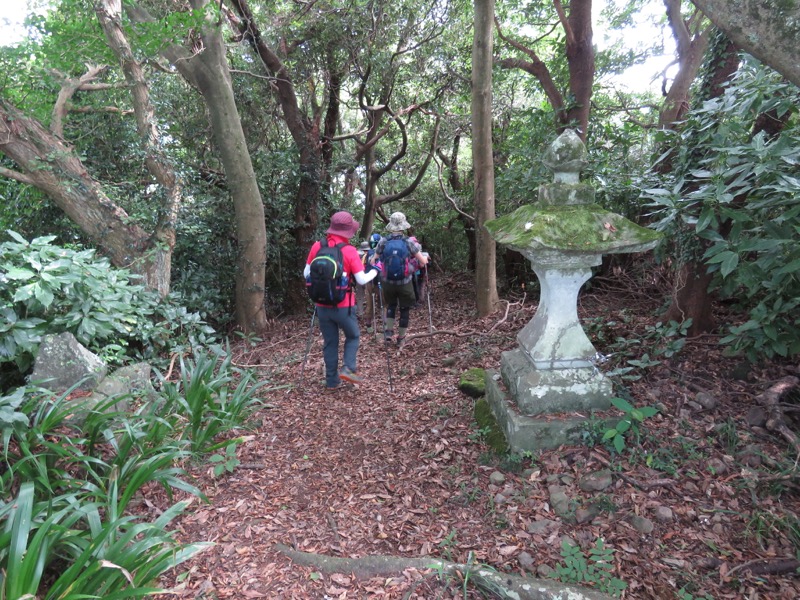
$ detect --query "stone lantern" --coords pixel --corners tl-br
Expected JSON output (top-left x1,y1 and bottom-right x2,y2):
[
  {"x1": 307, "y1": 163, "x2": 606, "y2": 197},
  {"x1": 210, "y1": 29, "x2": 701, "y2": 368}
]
[{"x1": 484, "y1": 129, "x2": 661, "y2": 451}]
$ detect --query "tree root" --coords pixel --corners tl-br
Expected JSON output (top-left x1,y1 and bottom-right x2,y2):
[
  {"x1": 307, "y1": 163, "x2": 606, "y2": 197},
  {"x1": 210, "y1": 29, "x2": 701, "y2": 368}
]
[{"x1": 274, "y1": 544, "x2": 616, "y2": 600}]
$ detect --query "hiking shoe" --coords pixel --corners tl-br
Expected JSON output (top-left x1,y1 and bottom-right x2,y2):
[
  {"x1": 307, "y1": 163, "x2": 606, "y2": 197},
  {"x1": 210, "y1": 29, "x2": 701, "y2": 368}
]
[
  {"x1": 339, "y1": 367, "x2": 363, "y2": 385},
  {"x1": 325, "y1": 382, "x2": 342, "y2": 393},
  {"x1": 396, "y1": 336, "x2": 406, "y2": 348}
]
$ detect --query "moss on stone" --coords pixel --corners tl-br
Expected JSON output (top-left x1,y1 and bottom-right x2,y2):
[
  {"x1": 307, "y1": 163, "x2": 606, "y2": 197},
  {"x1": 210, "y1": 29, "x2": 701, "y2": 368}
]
[
  {"x1": 474, "y1": 398, "x2": 508, "y2": 454},
  {"x1": 485, "y1": 203, "x2": 661, "y2": 254},
  {"x1": 458, "y1": 367, "x2": 486, "y2": 398}
]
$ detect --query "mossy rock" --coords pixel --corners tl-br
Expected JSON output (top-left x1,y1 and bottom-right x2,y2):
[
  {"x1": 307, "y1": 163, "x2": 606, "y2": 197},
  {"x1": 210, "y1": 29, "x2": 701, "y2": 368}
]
[
  {"x1": 459, "y1": 368, "x2": 486, "y2": 398},
  {"x1": 474, "y1": 398, "x2": 508, "y2": 454}
]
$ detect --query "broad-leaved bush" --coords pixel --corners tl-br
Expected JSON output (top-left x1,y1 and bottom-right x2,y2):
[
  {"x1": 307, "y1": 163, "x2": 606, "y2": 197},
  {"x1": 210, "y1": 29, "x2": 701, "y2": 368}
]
[{"x1": 0, "y1": 231, "x2": 216, "y2": 390}]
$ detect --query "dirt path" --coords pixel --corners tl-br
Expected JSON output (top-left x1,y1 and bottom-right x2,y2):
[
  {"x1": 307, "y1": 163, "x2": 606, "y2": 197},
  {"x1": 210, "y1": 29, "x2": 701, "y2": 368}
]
[{"x1": 153, "y1": 278, "x2": 800, "y2": 599}]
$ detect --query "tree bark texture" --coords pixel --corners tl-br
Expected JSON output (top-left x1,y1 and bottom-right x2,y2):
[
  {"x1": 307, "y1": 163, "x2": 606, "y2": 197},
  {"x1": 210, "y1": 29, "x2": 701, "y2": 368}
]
[
  {"x1": 0, "y1": 100, "x2": 164, "y2": 288},
  {"x1": 275, "y1": 544, "x2": 616, "y2": 600},
  {"x1": 472, "y1": 0, "x2": 500, "y2": 317},
  {"x1": 690, "y1": 0, "x2": 800, "y2": 88},
  {"x1": 128, "y1": 0, "x2": 268, "y2": 333},
  {"x1": 96, "y1": 0, "x2": 182, "y2": 297}
]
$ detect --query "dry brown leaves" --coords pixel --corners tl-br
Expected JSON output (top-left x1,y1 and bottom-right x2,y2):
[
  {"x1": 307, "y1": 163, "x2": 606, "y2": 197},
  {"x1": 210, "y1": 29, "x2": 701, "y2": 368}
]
[{"x1": 150, "y1": 275, "x2": 800, "y2": 600}]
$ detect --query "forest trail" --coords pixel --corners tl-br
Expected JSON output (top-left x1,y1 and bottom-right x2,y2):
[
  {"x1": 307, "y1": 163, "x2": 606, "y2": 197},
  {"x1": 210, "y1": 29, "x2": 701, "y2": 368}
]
[{"x1": 154, "y1": 275, "x2": 800, "y2": 600}]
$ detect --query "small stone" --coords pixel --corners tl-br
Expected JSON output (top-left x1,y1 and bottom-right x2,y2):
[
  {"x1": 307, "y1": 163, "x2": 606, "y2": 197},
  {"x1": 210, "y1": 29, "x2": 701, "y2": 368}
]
[
  {"x1": 736, "y1": 446, "x2": 763, "y2": 467},
  {"x1": 537, "y1": 564, "x2": 556, "y2": 578},
  {"x1": 687, "y1": 401, "x2": 703, "y2": 411},
  {"x1": 575, "y1": 505, "x2": 601, "y2": 524},
  {"x1": 441, "y1": 356, "x2": 457, "y2": 367},
  {"x1": 654, "y1": 506, "x2": 673, "y2": 522},
  {"x1": 695, "y1": 392, "x2": 717, "y2": 410},
  {"x1": 745, "y1": 407, "x2": 767, "y2": 427},
  {"x1": 578, "y1": 469, "x2": 613, "y2": 492},
  {"x1": 489, "y1": 471, "x2": 506, "y2": 486},
  {"x1": 494, "y1": 492, "x2": 507, "y2": 505},
  {"x1": 528, "y1": 519, "x2": 558, "y2": 534},
  {"x1": 707, "y1": 458, "x2": 727, "y2": 475},
  {"x1": 630, "y1": 515, "x2": 654, "y2": 534},
  {"x1": 518, "y1": 551, "x2": 535, "y2": 570},
  {"x1": 548, "y1": 485, "x2": 571, "y2": 519},
  {"x1": 458, "y1": 368, "x2": 486, "y2": 398},
  {"x1": 712, "y1": 523, "x2": 725, "y2": 535}
]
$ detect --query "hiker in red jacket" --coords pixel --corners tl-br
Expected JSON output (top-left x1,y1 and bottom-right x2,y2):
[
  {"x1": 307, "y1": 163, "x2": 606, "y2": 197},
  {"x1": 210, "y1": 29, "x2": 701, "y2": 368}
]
[{"x1": 304, "y1": 211, "x2": 377, "y2": 390}]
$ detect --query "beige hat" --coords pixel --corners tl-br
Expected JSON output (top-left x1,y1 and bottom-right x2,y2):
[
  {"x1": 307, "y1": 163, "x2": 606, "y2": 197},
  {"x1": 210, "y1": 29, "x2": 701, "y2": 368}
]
[
  {"x1": 386, "y1": 212, "x2": 411, "y2": 232},
  {"x1": 326, "y1": 211, "x2": 360, "y2": 238}
]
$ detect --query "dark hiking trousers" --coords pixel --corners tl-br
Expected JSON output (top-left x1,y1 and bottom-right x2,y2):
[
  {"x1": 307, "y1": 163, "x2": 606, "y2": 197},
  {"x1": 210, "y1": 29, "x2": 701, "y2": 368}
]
[{"x1": 317, "y1": 306, "x2": 360, "y2": 388}]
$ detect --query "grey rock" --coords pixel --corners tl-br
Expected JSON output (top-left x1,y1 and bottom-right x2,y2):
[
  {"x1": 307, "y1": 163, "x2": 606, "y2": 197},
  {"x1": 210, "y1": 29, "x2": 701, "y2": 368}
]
[
  {"x1": 527, "y1": 519, "x2": 558, "y2": 534},
  {"x1": 630, "y1": 515, "x2": 654, "y2": 534},
  {"x1": 489, "y1": 471, "x2": 506, "y2": 485},
  {"x1": 518, "y1": 551, "x2": 535, "y2": 570},
  {"x1": 578, "y1": 469, "x2": 613, "y2": 492},
  {"x1": 654, "y1": 506, "x2": 674, "y2": 522},
  {"x1": 30, "y1": 332, "x2": 107, "y2": 392},
  {"x1": 695, "y1": 392, "x2": 717, "y2": 410}
]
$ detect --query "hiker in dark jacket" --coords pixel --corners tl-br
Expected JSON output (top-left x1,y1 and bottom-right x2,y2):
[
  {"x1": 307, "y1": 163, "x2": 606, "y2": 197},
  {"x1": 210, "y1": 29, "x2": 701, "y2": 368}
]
[
  {"x1": 304, "y1": 211, "x2": 377, "y2": 389},
  {"x1": 373, "y1": 212, "x2": 428, "y2": 347}
]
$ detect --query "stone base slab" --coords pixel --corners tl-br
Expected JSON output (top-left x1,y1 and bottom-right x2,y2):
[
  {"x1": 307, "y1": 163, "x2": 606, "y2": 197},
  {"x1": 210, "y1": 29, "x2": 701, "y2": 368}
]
[
  {"x1": 500, "y1": 348, "x2": 613, "y2": 416},
  {"x1": 485, "y1": 369, "x2": 614, "y2": 452}
]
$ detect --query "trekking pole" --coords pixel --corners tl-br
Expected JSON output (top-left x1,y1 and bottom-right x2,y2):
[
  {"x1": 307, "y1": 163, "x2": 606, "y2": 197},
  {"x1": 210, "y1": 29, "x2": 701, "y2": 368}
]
[
  {"x1": 297, "y1": 306, "x2": 317, "y2": 388},
  {"x1": 371, "y1": 290, "x2": 377, "y2": 336},
  {"x1": 425, "y1": 268, "x2": 433, "y2": 333},
  {"x1": 376, "y1": 280, "x2": 394, "y2": 393}
]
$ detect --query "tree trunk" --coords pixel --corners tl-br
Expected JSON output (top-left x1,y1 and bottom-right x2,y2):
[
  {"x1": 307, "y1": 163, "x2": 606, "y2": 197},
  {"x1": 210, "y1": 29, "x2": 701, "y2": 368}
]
[
  {"x1": 690, "y1": 0, "x2": 800, "y2": 88},
  {"x1": 227, "y1": 0, "x2": 330, "y2": 312},
  {"x1": 661, "y1": 34, "x2": 739, "y2": 335},
  {"x1": 129, "y1": 0, "x2": 268, "y2": 333},
  {"x1": 563, "y1": 0, "x2": 594, "y2": 137},
  {"x1": 472, "y1": 0, "x2": 499, "y2": 317},
  {"x1": 0, "y1": 100, "x2": 164, "y2": 289},
  {"x1": 96, "y1": 0, "x2": 182, "y2": 297},
  {"x1": 657, "y1": 0, "x2": 711, "y2": 130}
]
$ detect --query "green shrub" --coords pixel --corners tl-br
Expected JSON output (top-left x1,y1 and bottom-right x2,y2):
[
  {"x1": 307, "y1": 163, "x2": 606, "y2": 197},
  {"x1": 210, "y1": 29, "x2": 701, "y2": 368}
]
[
  {"x1": 0, "y1": 231, "x2": 217, "y2": 391},
  {"x1": 644, "y1": 60, "x2": 800, "y2": 361}
]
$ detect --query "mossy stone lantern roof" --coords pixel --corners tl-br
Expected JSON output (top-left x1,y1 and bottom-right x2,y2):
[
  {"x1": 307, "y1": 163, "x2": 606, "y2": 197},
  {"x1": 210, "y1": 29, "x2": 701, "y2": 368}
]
[{"x1": 485, "y1": 129, "x2": 661, "y2": 256}]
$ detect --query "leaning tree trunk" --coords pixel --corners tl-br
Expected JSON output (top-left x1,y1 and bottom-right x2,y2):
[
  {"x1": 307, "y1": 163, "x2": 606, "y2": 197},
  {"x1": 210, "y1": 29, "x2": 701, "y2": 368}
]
[
  {"x1": 690, "y1": 0, "x2": 800, "y2": 88},
  {"x1": 0, "y1": 100, "x2": 166, "y2": 290},
  {"x1": 472, "y1": 0, "x2": 499, "y2": 316},
  {"x1": 128, "y1": 0, "x2": 269, "y2": 333}
]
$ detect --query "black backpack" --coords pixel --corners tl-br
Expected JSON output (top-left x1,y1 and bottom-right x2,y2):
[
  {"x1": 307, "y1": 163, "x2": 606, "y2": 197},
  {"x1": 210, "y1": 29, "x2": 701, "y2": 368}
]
[
  {"x1": 382, "y1": 236, "x2": 411, "y2": 282},
  {"x1": 306, "y1": 241, "x2": 350, "y2": 305}
]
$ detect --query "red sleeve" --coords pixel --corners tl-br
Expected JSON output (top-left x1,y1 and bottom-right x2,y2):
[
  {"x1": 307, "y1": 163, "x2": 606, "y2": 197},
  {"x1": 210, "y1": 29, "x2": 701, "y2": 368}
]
[
  {"x1": 342, "y1": 245, "x2": 364, "y2": 275},
  {"x1": 306, "y1": 241, "x2": 321, "y2": 264}
]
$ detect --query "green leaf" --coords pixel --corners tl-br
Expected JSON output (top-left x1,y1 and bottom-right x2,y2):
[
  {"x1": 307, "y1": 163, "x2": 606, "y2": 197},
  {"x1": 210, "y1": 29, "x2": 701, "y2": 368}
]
[
  {"x1": 610, "y1": 397, "x2": 633, "y2": 413},
  {"x1": 4, "y1": 267, "x2": 36, "y2": 280},
  {"x1": 613, "y1": 435, "x2": 625, "y2": 453}
]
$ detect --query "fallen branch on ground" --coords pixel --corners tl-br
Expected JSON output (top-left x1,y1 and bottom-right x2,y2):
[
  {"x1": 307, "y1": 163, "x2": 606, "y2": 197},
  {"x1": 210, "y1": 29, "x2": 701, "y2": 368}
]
[
  {"x1": 756, "y1": 375, "x2": 800, "y2": 455},
  {"x1": 275, "y1": 544, "x2": 616, "y2": 600}
]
